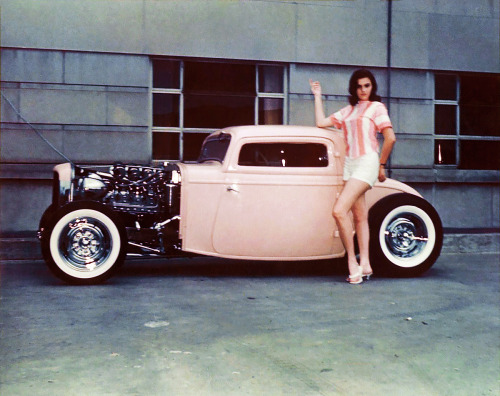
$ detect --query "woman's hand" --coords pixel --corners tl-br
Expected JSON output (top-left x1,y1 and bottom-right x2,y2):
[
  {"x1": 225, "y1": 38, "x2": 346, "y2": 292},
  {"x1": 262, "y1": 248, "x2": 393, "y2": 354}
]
[
  {"x1": 309, "y1": 79, "x2": 322, "y2": 96},
  {"x1": 310, "y1": 79, "x2": 334, "y2": 128},
  {"x1": 378, "y1": 165, "x2": 386, "y2": 182}
]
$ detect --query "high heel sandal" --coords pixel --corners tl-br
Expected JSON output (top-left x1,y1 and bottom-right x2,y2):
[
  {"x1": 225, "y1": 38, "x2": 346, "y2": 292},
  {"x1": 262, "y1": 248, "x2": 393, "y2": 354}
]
[
  {"x1": 362, "y1": 271, "x2": 373, "y2": 281},
  {"x1": 346, "y1": 271, "x2": 363, "y2": 285}
]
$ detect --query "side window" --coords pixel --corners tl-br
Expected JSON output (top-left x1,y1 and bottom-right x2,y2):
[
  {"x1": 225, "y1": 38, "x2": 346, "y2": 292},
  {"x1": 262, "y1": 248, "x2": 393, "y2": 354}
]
[{"x1": 238, "y1": 143, "x2": 328, "y2": 167}]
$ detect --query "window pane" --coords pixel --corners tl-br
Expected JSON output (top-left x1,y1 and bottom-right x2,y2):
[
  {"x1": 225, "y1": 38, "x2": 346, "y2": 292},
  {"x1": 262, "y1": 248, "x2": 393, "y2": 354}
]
[
  {"x1": 259, "y1": 65, "x2": 284, "y2": 93},
  {"x1": 434, "y1": 104, "x2": 456, "y2": 135},
  {"x1": 460, "y1": 104, "x2": 500, "y2": 136},
  {"x1": 459, "y1": 140, "x2": 500, "y2": 170},
  {"x1": 153, "y1": 93, "x2": 180, "y2": 127},
  {"x1": 434, "y1": 139, "x2": 456, "y2": 165},
  {"x1": 183, "y1": 133, "x2": 211, "y2": 161},
  {"x1": 184, "y1": 62, "x2": 255, "y2": 94},
  {"x1": 460, "y1": 74, "x2": 500, "y2": 106},
  {"x1": 435, "y1": 74, "x2": 457, "y2": 100},
  {"x1": 184, "y1": 94, "x2": 254, "y2": 128},
  {"x1": 153, "y1": 132, "x2": 179, "y2": 160},
  {"x1": 259, "y1": 98, "x2": 283, "y2": 125},
  {"x1": 238, "y1": 143, "x2": 328, "y2": 167},
  {"x1": 153, "y1": 60, "x2": 180, "y2": 89}
]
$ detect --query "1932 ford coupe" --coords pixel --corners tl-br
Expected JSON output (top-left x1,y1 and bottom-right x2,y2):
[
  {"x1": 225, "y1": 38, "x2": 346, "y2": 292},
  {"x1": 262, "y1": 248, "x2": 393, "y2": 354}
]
[{"x1": 38, "y1": 125, "x2": 443, "y2": 284}]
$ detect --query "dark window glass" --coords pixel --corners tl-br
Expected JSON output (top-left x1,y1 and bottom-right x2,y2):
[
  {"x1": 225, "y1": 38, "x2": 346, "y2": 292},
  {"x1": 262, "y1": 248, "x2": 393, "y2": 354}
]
[
  {"x1": 153, "y1": 132, "x2": 179, "y2": 160},
  {"x1": 459, "y1": 74, "x2": 500, "y2": 137},
  {"x1": 259, "y1": 98, "x2": 283, "y2": 125},
  {"x1": 259, "y1": 65, "x2": 284, "y2": 93},
  {"x1": 184, "y1": 62, "x2": 255, "y2": 94},
  {"x1": 434, "y1": 104, "x2": 456, "y2": 135},
  {"x1": 184, "y1": 94, "x2": 254, "y2": 129},
  {"x1": 183, "y1": 133, "x2": 211, "y2": 162},
  {"x1": 198, "y1": 133, "x2": 231, "y2": 163},
  {"x1": 434, "y1": 139, "x2": 456, "y2": 165},
  {"x1": 460, "y1": 75, "x2": 500, "y2": 106},
  {"x1": 459, "y1": 140, "x2": 500, "y2": 170},
  {"x1": 460, "y1": 104, "x2": 500, "y2": 136},
  {"x1": 153, "y1": 94, "x2": 180, "y2": 127},
  {"x1": 435, "y1": 74, "x2": 457, "y2": 100},
  {"x1": 153, "y1": 60, "x2": 180, "y2": 89},
  {"x1": 238, "y1": 143, "x2": 328, "y2": 167}
]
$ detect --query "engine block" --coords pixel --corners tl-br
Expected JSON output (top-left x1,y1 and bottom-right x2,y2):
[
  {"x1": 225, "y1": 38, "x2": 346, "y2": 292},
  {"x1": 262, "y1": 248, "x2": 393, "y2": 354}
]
[{"x1": 105, "y1": 164, "x2": 179, "y2": 216}]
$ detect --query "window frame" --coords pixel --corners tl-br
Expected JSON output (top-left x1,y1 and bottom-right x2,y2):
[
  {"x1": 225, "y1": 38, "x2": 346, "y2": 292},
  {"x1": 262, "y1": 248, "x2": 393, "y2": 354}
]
[
  {"x1": 434, "y1": 72, "x2": 500, "y2": 170},
  {"x1": 151, "y1": 58, "x2": 288, "y2": 162},
  {"x1": 237, "y1": 142, "x2": 329, "y2": 168}
]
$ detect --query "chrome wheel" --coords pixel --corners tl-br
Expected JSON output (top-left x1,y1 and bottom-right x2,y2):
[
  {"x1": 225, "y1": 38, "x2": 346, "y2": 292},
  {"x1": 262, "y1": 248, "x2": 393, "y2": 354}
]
[
  {"x1": 59, "y1": 217, "x2": 112, "y2": 271},
  {"x1": 45, "y1": 204, "x2": 125, "y2": 284},
  {"x1": 384, "y1": 215, "x2": 429, "y2": 259},
  {"x1": 379, "y1": 205, "x2": 436, "y2": 268}
]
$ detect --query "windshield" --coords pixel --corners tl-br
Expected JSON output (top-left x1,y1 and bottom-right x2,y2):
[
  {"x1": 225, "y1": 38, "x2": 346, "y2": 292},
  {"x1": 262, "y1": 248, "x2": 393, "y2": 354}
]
[{"x1": 197, "y1": 132, "x2": 231, "y2": 163}]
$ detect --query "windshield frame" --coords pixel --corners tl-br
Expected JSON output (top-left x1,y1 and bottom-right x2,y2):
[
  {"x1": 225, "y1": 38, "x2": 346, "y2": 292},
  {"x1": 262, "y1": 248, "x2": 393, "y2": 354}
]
[{"x1": 197, "y1": 132, "x2": 232, "y2": 163}]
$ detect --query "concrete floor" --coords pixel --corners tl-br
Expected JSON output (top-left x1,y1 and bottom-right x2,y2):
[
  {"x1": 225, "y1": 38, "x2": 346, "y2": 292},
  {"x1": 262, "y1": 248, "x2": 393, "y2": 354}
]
[{"x1": 0, "y1": 253, "x2": 498, "y2": 396}]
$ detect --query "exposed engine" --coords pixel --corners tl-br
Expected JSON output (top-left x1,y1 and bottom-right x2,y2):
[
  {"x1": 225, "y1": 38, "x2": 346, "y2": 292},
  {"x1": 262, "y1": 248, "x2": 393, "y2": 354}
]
[
  {"x1": 60, "y1": 162, "x2": 183, "y2": 255},
  {"x1": 75, "y1": 162, "x2": 181, "y2": 218}
]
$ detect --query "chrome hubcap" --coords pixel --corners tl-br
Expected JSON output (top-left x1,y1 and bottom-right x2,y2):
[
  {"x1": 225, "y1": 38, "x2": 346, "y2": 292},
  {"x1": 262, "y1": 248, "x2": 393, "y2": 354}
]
[
  {"x1": 59, "y1": 218, "x2": 111, "y2": 271},
  {"x1": 384, "y1": 215, "x2": 428, "y2": 258}
]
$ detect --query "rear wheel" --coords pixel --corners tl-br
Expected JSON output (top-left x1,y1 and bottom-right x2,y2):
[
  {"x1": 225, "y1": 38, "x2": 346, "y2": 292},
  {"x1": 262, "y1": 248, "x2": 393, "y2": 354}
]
[
  {"x1": 369, "y1": 193, "x2": 443, "y2": 277},
  {"x1": 42, "y1": 202, "x2": 127, "y2": 284}
]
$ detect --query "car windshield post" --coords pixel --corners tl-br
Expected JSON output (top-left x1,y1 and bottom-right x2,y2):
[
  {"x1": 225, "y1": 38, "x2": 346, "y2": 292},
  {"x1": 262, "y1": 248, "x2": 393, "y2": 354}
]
[{"x1": 197, "y1": 133, "x2": 231, "y2": 163}]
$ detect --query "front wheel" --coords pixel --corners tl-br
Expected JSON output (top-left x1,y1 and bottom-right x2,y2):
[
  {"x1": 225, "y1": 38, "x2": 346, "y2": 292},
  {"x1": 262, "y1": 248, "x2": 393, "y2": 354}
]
[
  {"x1": 41, "y1": 202, "x2": 127, "y2": 284},
  {"x1": 369, "y1": 193, "x2": 443, "y2": 277}
]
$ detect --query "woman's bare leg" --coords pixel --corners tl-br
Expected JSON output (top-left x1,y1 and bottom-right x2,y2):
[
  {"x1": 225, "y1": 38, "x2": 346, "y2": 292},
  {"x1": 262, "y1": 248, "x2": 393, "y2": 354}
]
[
  {"x1": 332, "y1": 178, "x2": 370, "y2": 279},
  {"x1": 352, "y1": 194, "x2": 373, "y2": 275}
]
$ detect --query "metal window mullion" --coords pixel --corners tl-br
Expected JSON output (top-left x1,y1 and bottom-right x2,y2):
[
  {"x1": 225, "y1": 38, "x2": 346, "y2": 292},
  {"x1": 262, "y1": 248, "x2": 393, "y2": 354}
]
[
  {"x1": 283, "y1": 65, "x2": 288, "y2": 125},
  {"x1": 257, "y1": 93, "x2": 285, "y2": 99},
  {"x1": 179, "y1": 61, "x2": 184, "y2": 161},
  {"x1": 456, "y1": 75, "x2": 461, "y2": 166},
  {"x1": 149, "y1": 57, "x2": 153, "y2": 163},
  {"x1": 152, "y1": 88, "x2": 181, "y2": 94},
  {"x1": 457, "y1": 135, "x2": 500, "y2": 141},
  {"x1": 255, "y1": 66, "x2": 259, "y2": 124}
]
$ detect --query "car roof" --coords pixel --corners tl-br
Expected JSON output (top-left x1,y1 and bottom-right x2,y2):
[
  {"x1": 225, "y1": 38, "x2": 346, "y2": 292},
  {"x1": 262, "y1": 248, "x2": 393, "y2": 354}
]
[{"x1": 220, "y1": 125, "x2": 342, "y2": 141}]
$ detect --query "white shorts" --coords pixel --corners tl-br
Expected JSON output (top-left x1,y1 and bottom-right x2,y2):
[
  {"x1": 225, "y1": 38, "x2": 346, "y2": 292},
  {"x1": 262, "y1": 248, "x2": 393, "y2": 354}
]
[{"x1": 343, "y1": 151, "x2": 379, "y2": 187}]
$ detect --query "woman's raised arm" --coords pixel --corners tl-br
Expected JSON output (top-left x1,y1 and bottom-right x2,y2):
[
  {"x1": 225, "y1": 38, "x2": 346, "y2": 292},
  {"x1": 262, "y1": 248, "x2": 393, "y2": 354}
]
[{"x1": 309, "y1": 79, "x2": 334, "y2": 128}]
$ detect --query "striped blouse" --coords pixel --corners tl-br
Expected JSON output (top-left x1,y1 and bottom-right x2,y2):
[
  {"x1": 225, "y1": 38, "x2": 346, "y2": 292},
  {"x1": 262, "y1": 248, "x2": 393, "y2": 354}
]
[{"x1": 329, "y1": 101, "x2": 392, "y2": 159}]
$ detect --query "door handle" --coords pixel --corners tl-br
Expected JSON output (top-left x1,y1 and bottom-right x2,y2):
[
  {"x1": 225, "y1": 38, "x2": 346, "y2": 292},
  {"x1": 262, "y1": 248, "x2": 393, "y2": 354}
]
[{"x1": 226, "y1": 184, "x2": 240, "y2": 193}]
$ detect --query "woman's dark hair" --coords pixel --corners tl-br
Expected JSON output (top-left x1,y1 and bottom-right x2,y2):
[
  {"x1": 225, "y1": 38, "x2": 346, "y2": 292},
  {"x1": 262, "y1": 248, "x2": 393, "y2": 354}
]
[{"x1": 348, "y1": 69, "x2": 382, "y2": 105}]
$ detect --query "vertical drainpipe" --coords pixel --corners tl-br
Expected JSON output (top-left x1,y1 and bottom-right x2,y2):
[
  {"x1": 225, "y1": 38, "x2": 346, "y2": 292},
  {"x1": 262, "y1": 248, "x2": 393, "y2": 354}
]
[{"x1": 386, "y1": 0, "x2": 393, "y2": 178}]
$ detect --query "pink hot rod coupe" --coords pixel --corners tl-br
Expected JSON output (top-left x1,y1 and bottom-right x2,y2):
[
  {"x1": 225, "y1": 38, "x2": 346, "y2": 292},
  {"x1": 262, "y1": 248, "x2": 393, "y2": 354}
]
[{"x1": 38, "y1": 125, "x2": 443, "y2": 284}]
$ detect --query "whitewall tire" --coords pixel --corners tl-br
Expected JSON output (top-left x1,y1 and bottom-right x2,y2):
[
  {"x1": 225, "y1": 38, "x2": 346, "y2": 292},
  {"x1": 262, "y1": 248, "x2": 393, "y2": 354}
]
[
  {"x1": 42, "y1": 202, "x2": 126, "y2": 284},
  {"x1": 369, "y1": 194, "x2": 443, "y2": 277}
]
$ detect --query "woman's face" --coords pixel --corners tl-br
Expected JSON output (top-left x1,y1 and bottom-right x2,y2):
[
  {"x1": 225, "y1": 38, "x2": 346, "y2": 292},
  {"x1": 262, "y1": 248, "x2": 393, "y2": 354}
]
[{"x1": 356, "y1": 77, "x2": 372, "y2": 101}]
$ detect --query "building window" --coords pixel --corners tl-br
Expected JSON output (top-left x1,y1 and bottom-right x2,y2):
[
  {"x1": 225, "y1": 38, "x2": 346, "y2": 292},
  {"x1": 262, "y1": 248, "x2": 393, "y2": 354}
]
[
  {"x1": 152, "y1": 59, "x2": 287, "y2": 161},
  {"x1": 434, "y1": 73, "x2": 500, "y2": 170}
]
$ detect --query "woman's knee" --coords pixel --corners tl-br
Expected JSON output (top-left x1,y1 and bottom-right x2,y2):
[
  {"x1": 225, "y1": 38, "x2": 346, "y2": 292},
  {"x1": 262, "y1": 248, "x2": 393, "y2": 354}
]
[{"x1": 332, "y1": 204, "x2": 348, "y2": 221}]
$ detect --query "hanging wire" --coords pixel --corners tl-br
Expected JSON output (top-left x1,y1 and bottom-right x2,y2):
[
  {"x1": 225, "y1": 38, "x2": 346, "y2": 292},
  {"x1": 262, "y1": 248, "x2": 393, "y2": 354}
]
[{"x1": 1, "y1": 90, "x2": 73, "y2": 164}]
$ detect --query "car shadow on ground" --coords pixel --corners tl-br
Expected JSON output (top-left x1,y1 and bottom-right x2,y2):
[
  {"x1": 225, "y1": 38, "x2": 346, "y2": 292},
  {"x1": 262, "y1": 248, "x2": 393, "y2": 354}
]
[{"x1": 119, "y1": 256, "x2": 348, "y2": 278}]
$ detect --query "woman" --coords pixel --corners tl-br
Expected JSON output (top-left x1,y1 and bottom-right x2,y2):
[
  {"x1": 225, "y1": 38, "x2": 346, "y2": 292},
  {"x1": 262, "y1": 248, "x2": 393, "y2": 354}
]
[{"x1": 309, "y1": 69, "x2": 396, "y2": 284}]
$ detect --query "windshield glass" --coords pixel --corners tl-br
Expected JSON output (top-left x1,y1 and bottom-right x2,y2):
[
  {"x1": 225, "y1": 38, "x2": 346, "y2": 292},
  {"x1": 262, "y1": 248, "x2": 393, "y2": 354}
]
[{"x1": 197, "y1": 132, "x2": 232, "y2": 163}]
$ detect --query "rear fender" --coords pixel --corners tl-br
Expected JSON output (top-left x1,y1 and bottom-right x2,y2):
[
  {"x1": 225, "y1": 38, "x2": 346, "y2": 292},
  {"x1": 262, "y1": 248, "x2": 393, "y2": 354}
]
[{"x1": 366, "y1": 178, "x2": 422, "y2": 210}]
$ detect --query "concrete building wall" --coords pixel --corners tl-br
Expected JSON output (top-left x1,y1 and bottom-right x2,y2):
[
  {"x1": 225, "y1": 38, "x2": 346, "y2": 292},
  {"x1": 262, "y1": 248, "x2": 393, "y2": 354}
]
[
  {"x1": 0, "y1": 0, "x2": 499, "y2": 233},
  {"x1": 1, "y1": 0, "x2": 498, "y2": 71}
]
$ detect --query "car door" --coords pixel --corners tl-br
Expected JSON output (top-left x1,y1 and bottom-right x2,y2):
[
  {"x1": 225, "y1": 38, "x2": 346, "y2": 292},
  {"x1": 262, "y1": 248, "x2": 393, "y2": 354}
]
[{"x1": 212, "y1": 137, "x2": 345, "y2": 259}]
